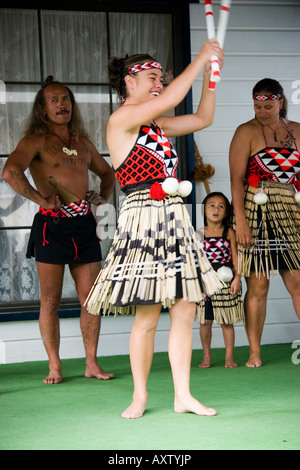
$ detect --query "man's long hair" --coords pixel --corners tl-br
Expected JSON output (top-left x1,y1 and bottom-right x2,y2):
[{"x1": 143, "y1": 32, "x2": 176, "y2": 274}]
[{"x1": 23, "y1": 76, "x2": 89, "y2": 139}]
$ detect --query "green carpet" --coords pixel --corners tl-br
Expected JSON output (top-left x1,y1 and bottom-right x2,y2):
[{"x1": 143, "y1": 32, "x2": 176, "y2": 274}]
[{"x1": 1, "y1": 343, "x2": 299, "y2": 451}]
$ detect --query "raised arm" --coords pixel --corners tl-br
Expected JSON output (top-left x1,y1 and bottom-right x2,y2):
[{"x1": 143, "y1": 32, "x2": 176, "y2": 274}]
[{"x1": 110, "y1": 39, "x2": 223, "y2": 136}]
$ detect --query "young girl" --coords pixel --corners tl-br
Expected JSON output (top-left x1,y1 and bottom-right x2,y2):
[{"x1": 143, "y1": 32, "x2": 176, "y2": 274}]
[
  {"x1": 197, "y1": 192, "x2": 244, "y2": 368},
  {"x1": 86, "y1": 40, "x2": 224, "y2": 418}
]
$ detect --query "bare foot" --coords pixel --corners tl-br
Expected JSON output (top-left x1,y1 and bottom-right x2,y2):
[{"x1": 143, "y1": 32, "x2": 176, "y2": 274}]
[
  {"x1": 122, "y1": 397, "x2": 147, "y2": 419},
  {"x1": 198, "y1": 359, "x2": 211, "y2": 368},
  {"x1": 245, "y1": 356, "x2": 262, "y2": 368},
  {"x1": 43, "y1": 365, "x2": 63, "y2": 384},
  {"x1": 85, "y1": 363, "x2": 114, "y2": 380},
  {"x1": 174, "y1": 395, "x2": 217, "y2": 416},
  {"x1": 225, "y1": 358, "x2": 238, "y2": 368}
]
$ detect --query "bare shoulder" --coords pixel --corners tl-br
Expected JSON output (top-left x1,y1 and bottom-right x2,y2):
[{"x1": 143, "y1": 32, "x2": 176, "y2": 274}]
[
  {"x1": 233, "y1": 119, "x2": 258, "y2": 139},
  {"x1": 286, "y1": 118, "x2": 300, "y2": 133},
  {"x1": 16, "y1": 134, "x2": 45, "y2": 152}
]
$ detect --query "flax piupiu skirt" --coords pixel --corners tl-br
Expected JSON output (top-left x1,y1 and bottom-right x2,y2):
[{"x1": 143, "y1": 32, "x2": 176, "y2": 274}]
[
  {"x1": 85, "y1": 187, "x2": 223, "y2": 316},
  {"x1": 233, "y1": 181, "x2": 300, "y2": 278}
]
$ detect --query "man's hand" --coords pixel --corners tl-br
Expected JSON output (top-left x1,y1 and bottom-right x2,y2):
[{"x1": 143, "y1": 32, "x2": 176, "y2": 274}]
[{"x1": 86, "y1": 190, "x2": 108, "y2": 205}]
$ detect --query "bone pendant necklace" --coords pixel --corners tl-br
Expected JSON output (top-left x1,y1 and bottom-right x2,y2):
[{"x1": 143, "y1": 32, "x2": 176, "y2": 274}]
[{"x1": 54, "y1": 133, "x2": 78, "y2": 156}]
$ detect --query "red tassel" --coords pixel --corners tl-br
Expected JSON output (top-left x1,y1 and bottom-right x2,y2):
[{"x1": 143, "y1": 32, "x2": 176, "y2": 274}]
[
  {"x1": 149, "y1": 182, "x2": 167, "y2": 200},
  {"x1": 248, "y1": 175, "x2": 260, "y2": 187}
]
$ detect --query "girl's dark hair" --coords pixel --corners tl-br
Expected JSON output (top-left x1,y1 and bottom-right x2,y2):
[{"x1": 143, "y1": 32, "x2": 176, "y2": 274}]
[
  {"x1": 23, "y1": 75, "x2": 89, "y2": 138},
  {"x1": 252, "y1": 78, "x2": 287, "y2": 118},
  {"x1": 202, "y1": 192, "x2": 232, "y2": 227},
  {"x1": 108, "y1": 53, "x2": 156, "y2": 100}
]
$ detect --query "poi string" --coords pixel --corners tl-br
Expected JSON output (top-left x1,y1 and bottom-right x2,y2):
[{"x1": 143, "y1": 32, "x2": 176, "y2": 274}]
[{"x1": 204, "y1": 0, "x2": 231, "y2": 90}]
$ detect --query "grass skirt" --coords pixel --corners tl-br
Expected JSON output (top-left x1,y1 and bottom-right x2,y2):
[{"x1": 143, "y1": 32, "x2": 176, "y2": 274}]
[
  {"x1": 196, "y1": 283, "x2": 245, "y2": 325},
  {"x1": 85, "y1": 188, "x2": 223, "y2": 316},
  {"x1": 233, "y1": 181, "x2": 300, "y2": 278}
]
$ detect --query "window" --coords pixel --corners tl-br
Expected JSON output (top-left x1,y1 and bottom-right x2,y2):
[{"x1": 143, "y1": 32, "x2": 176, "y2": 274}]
[{"x1": 0, "y1": 2, "x2": 191, "y2": 315}]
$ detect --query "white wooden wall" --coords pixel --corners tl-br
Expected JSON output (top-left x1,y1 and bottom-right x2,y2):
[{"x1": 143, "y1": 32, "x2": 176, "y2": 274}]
[{"x1": 1, "y1": 0, "x2": 300, "y2": 364}]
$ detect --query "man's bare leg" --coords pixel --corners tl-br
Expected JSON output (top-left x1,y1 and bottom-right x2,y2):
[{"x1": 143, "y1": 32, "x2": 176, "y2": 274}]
[
  {"x1": 70, "y1": 262, "x2": 114, "y2": 380},
  {"x1": 36, "y1": 262, "x2": 64, "y2": 384}
]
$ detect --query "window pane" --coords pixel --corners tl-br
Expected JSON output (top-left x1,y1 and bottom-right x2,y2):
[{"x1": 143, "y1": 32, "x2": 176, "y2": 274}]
[
  {"x1": 0, "y1": 158, "x2": 37, "y2": 229},
  {"x1": 72, "y1": 85, "x2": 111, "y2": 154},
  {"x1": 109, "y1": 12, "x2": 173, "y2": 73},
  {"x1": 41, "y1": 10, "x2": 108, "y2": 83},
  {"x1": 0, "y1": 228, "x2": 39, "y2": 302},
  {"x1": 0, "y1": 8, "x2": 40, "y2": 82},
  {"x1": 0, "y1": 84, "x2": 40, "y2": 154}
]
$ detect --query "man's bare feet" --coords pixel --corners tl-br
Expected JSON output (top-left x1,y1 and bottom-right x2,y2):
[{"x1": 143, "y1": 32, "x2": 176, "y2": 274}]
[
  {"x1": 174, "y1": 395, "x2": 217, "y2": 416},
  {"x1": 85, "y1": 363, "x2": 114, "y2": 380},
  {"x1": 43, "y1": 364, "x2": 63, "y2": 384}
]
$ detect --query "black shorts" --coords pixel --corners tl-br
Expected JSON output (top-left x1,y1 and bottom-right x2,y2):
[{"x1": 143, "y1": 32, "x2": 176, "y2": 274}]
[{"x1": 26, "y1": 211, "x2": 102, "y2": 264}]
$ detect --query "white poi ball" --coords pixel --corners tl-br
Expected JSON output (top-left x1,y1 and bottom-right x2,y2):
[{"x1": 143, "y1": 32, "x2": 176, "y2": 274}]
[
  {"x1": 162, "y1": 177, "x2": 179, "y2": 195},
  {"x1": 178, "y1": 180, "x2": 193, "y2": 197},
  {"x1": 254, "y1": 192, "x2": 268, "y2": 205},
  {"x1": 217, "y1": 266, "x2": 233, "y2": 283},
  {"x1": 295, "y1": 192, "x2": 300, "y2": 203}
]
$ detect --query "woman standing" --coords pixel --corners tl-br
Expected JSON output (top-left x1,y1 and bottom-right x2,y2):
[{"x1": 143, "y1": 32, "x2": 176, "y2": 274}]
[
  {"x1": 86, "y1": 39, "x2": 224, "y2": 418},
  {"x1": 229, "y1": 78, "x2": 300, "y2": 368}
]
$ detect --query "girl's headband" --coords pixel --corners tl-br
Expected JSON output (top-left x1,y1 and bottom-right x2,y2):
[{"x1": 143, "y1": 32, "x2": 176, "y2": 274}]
[{"x1": 128, "y1": 61, "x2": 162, "y2": 74}]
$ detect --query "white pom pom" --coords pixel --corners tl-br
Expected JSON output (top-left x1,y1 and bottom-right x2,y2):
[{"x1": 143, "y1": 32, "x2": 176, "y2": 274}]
[
  {"x1": 254, "y1": 192, "x2": 268, "y2": 205},
  {"x1": 178, "y1": 180, "x2": 193, "y2": 197},
  {"x1": 295, "y1": 192, "x2": 300, "y2": 203},
  {"x1": 162, "y1": 177, "x2": 179, "y2": 195},
  {"x1": 217, "y1": 266, "x2": 233, "y2": 283}
]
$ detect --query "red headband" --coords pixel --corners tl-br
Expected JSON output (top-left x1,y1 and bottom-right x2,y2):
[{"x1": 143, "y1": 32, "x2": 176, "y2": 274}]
[
  {"x1": 128, "y1": 61, "x2": 162, "y2": 74},
  {"x1": 253, "y1": 94, "x2": 281, "y2": 101}
]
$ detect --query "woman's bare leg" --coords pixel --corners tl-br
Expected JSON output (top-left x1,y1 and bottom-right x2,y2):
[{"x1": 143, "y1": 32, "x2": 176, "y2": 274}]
[
  {"x1": 169, "y1": 299, "x2": 217, "y2": 416},
  {"x1": 122, "y1": 304, "x2": 161, "y2": 419},
  {"x1": 244, "y1": 273, "x2": 269, "y2": 367}
]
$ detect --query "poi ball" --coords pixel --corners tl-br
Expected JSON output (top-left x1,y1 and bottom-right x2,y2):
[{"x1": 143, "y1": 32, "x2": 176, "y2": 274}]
[
  {"x1": 178, "y1": 180, "x2": 193, "y2": 197},
  {"x1": 295, "y1": 192, "x2": 300, "y2": 203},
  {"x1": 162, "y1": 177, "x2": 179, "y2": 195},
  {"x1": 217, "y1": 266, "x2": 233, "y2": 283},
  {"x1": 254, "y1": 192, "x2": 268, "y2": 205}
]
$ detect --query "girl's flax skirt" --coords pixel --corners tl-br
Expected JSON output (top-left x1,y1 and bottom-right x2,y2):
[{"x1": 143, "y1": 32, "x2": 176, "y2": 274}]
[
  {"x1": 196, "y1": 283, "x2": 245, "y2": 325},
  {"x1": 233, "y1": 181, "x2": 300, "y2": 278},
  {"x1": 85, "y1": 188, "x2": 223, "y2": 316}
]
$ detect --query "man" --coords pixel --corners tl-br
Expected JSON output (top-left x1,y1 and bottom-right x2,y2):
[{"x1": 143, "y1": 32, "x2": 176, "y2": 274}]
[{"x1": 2, "y1": 76, "x2": 115, "y2": 384}]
